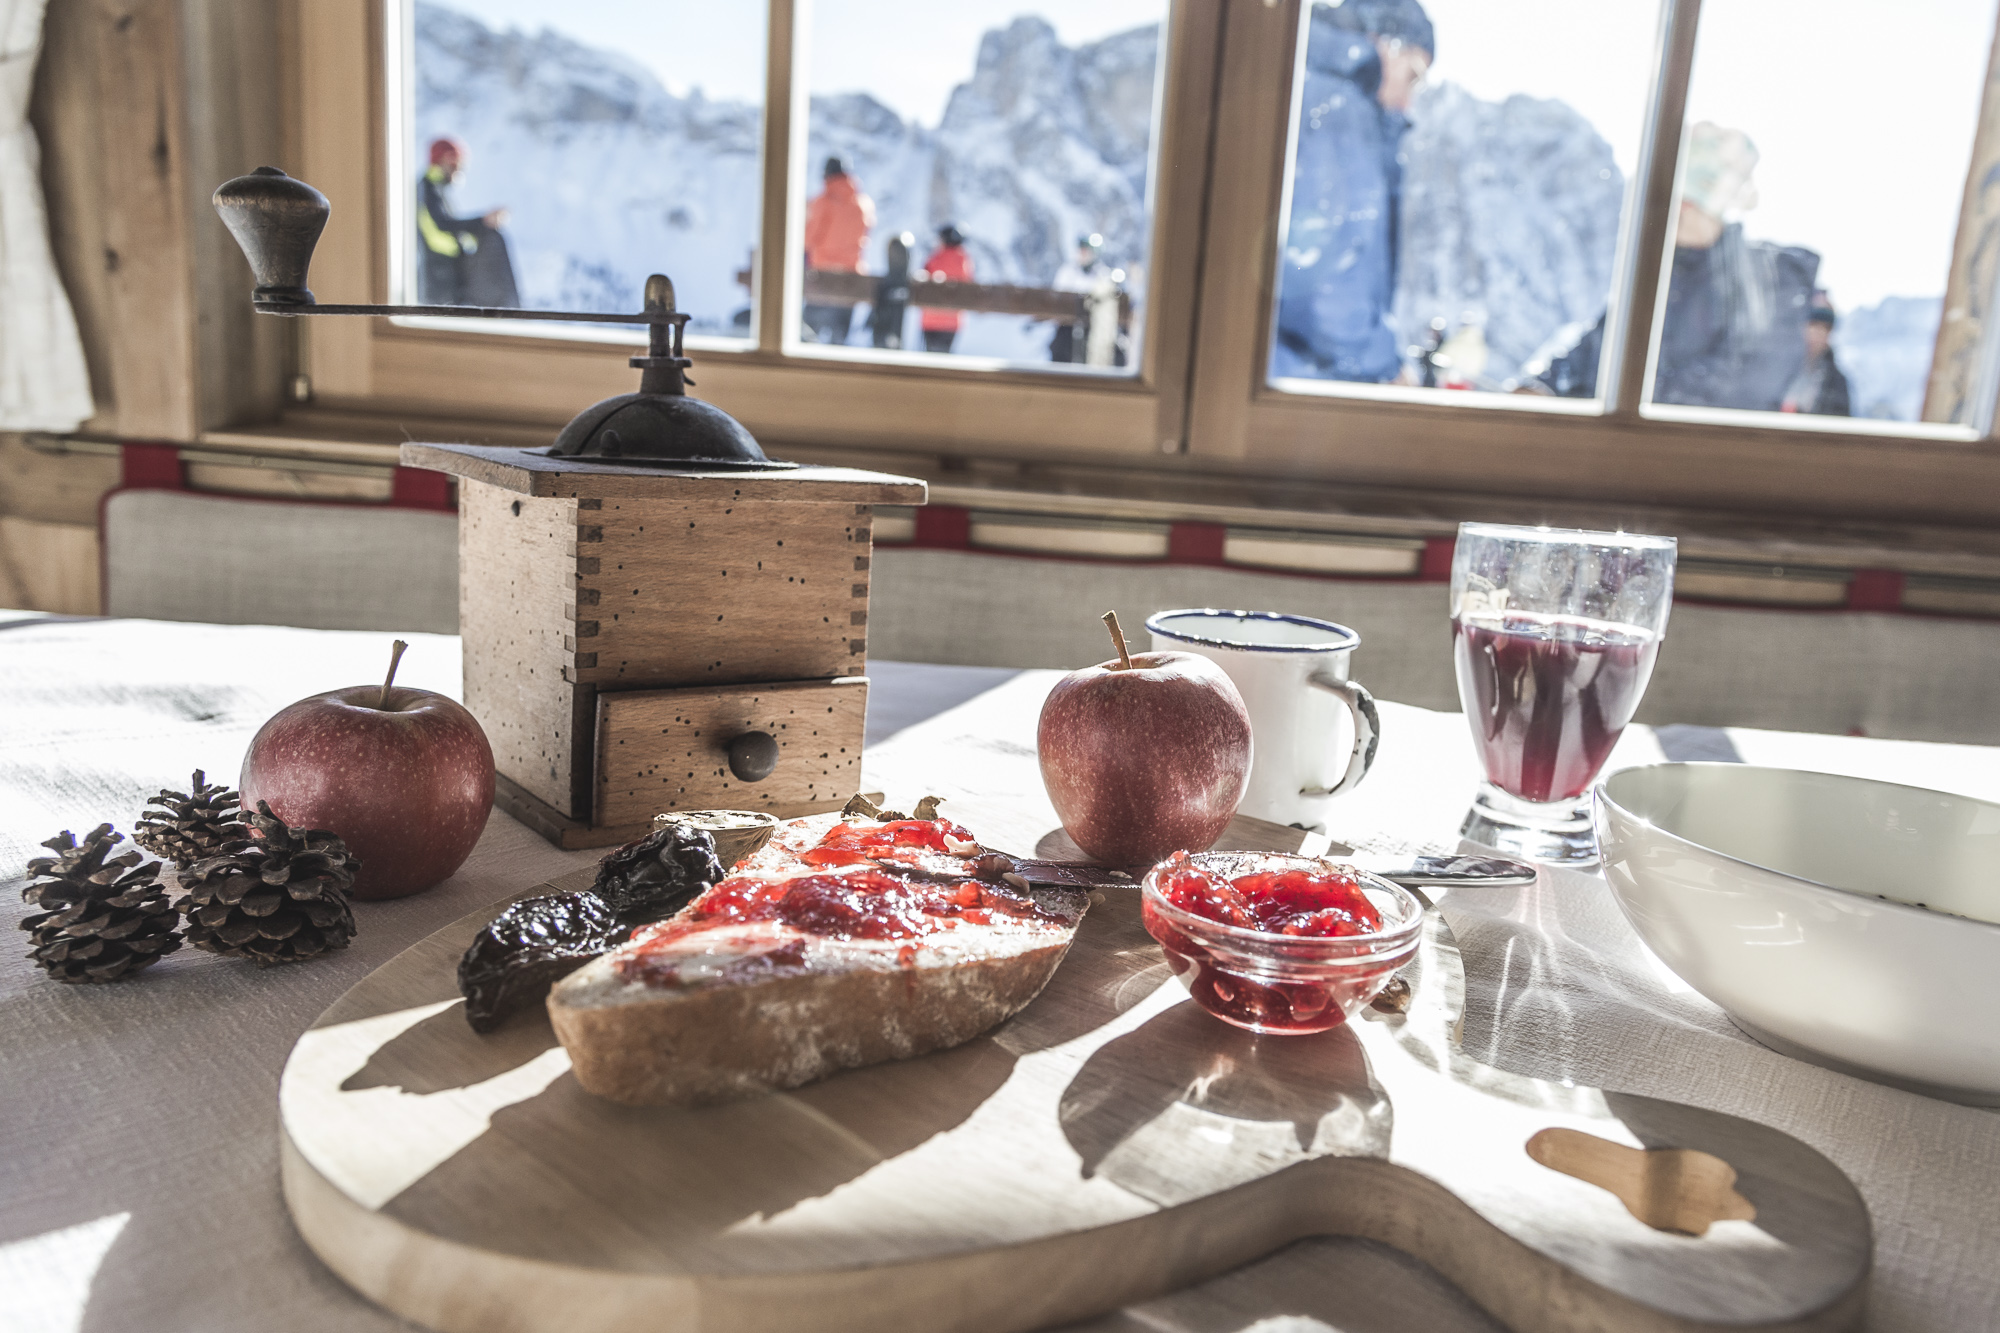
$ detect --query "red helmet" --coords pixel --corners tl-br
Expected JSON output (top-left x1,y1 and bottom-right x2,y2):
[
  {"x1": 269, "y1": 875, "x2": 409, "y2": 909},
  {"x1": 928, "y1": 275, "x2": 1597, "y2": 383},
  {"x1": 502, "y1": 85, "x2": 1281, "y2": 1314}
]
[{"x1": 428, "y1": 136, "x2": 467, "y2": 166}]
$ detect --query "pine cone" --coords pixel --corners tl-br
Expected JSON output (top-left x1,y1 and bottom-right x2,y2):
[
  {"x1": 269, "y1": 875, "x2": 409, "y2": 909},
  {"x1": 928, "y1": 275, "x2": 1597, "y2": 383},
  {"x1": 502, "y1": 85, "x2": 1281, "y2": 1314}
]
[
  {"x1": 180, "y1": 802, "x2": 359, "y2": 966},
  {"x1": 21, "y1": 824, "x2": 181, "y2": 983},
  {"x1": 135, "y1": 769, "x2": 248, "y2": 870}
]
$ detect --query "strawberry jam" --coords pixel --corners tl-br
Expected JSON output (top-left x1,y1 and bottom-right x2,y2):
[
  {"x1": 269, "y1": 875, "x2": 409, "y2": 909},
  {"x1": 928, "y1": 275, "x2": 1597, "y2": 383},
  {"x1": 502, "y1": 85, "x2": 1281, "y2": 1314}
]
[
  {"x1": 1151, "y1": 853, "x2": 1382, "y2": 937},
  {"x1": 689, "y1": 868, "x2": 1054, "y2": 940},
  {"x1": 797, "y1": 819, "x2": 980, "y2": 869},
  {"x1": 1142, "y1": 851, "x2": 1415, "y2": 1035},
  {"x1": 613, "y1": 816, "x2": 1065, "y2": 988}
]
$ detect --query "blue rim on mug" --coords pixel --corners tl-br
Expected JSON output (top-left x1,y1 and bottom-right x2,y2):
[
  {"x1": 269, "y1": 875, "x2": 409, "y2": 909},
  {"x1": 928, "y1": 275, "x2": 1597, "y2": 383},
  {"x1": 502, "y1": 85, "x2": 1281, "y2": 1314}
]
[{"x1": 1144, "y1": 608, "x2": 1360, "y2": 653}]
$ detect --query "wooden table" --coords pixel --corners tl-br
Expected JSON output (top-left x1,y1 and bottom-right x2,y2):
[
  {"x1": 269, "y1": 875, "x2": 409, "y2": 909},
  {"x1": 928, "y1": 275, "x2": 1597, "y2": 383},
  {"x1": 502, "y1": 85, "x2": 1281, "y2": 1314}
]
[{"x1": 2, "y1": 616, "x2": 1997, "y2": 1332}]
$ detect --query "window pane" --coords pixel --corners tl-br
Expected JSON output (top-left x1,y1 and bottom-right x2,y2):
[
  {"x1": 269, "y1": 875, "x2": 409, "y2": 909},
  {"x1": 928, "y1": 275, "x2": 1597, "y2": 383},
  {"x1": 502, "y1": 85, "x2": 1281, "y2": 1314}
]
[
  {"x1": 396, "y1": 1, "x2": 767, "y2": 343},
  {"x1": 1268, "y1": 0, "x2": 1662, "y2": 401},
  {"x1": 1645, "y1": 0, "x2": 1999, "y2": 426},
  {"x1": 797, "y1": 2, "x2": 1169, "y2": 371}
]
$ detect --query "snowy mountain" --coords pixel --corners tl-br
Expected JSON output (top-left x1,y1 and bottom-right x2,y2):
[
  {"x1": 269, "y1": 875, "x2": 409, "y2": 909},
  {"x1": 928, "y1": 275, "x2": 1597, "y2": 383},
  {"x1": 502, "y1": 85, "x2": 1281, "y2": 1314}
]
[
  {"x1": 412, "y1": 5, "x2": 1157, "y2": 356},
  {"x1": 1395, "y1": 81, "x2": 1627, "y2": 388},
  {"x1": 805, "y1": 19, "x2": 1160, "y2": 359},
  {"x1": 414, "y1": 4, "x2": 765, "y2": 332},
  {"x1": 1834, "y1": 295, "x2": 1941, "y2": 422}
]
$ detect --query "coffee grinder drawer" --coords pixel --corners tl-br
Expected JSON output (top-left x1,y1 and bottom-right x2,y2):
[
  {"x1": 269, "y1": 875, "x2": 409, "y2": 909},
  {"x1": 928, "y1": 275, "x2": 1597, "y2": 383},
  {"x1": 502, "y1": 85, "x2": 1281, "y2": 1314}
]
[{"x1": 594, "y1": 676, "x2": 868, "y2": 830}]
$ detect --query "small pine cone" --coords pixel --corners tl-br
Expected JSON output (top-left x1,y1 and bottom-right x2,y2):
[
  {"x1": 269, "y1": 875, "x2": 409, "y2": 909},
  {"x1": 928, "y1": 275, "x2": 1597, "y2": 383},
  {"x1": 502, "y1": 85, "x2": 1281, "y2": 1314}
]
[
  {"x1": 135, "y1": 769, "x2": 248, "y2": 870},
  {"x1": 21, "y1": 825, "x2": 182, "y2": 983},
  {"x1": 180, "y1": 801, "x2": 359, "y2": 966}
]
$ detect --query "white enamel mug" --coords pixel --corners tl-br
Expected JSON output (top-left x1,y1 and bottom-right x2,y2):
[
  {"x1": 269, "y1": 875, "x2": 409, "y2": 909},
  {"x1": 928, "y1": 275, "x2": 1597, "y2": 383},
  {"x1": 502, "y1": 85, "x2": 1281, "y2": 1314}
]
[{"x1": 1146, "y1": 609, "x2": 1379, "y2": 831}]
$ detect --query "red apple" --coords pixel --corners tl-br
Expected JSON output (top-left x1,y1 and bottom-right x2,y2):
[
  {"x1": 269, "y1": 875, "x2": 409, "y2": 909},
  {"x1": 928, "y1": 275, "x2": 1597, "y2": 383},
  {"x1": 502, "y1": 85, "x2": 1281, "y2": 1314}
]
[
  {"x1": 240, "y1": 641, "x2": 495, "y2": 900},
  {"x1": 1037, "y1": 614, "x2": 1253, "y2": 867}
]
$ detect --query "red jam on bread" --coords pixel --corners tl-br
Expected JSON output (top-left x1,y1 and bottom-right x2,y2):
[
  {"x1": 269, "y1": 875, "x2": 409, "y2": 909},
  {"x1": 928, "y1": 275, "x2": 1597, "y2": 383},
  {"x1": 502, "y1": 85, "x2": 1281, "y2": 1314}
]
[{"x1": 548, "y1": 812, "x2": 1090, "y2": 1107}]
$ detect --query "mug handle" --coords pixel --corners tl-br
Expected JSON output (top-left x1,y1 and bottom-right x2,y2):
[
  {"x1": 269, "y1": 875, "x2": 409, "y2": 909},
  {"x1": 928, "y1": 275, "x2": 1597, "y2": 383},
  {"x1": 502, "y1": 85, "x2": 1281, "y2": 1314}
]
[{"x1": 1299, "y1": 671, "x2": 1380, "y2": 798}]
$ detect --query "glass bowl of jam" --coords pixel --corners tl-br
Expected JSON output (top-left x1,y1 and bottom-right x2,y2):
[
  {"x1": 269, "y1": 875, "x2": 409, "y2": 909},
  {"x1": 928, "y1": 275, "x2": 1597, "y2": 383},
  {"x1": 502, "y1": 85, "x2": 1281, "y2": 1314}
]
[{"x1": 1141, "y1": 850, "x2": 1424, "y2": 1034}]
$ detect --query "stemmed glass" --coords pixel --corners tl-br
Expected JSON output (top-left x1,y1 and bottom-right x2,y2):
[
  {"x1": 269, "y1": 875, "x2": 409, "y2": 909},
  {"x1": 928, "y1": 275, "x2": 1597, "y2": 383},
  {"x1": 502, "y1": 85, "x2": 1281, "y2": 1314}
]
[{"x1": 1451, "y1": 524, "x2": 1676, "y2": 863}]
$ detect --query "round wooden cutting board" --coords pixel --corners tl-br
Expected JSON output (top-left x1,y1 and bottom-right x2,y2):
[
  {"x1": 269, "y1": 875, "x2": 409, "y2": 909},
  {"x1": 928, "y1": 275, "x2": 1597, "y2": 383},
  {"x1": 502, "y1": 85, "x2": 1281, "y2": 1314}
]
[{"x1": 277, "y1": 833, "x2": 1869, "y2": 1333}]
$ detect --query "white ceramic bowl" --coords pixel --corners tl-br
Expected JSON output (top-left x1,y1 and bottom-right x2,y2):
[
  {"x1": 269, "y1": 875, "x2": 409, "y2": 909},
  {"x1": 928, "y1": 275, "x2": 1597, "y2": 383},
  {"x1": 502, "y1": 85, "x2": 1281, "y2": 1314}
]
[{"x1": 1596, "y1": 763, "x2": 2000, "y2": 1105}]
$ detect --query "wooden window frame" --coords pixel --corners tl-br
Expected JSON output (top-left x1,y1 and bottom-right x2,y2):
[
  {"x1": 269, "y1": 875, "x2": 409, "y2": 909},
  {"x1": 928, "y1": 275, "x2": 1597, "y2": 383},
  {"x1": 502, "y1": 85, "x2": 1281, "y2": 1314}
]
[
  {"x1": 291, "y1": 0, "x2": 1218, "y2": 464},
  {"x1": 283, "y1": 0, "x2": 2000, "y2": 530},
  {"x1": 1186, "y1": 0, "x2": 2000, "y2": 527}
]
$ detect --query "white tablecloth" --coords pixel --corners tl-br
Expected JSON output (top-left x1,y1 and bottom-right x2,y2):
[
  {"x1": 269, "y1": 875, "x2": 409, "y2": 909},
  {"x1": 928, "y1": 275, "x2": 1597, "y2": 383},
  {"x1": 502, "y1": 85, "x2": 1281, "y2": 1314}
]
[{"x1": 2, "y1": 616, "x2": 1996, "y2": 1333}]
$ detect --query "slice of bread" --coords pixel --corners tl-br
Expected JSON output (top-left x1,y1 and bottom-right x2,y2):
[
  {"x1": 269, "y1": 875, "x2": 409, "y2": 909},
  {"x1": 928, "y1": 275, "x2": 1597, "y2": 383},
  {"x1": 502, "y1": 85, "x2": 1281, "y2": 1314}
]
[{"x1": 548, "y1": 814, "x2": 1088, "y2": 1107}]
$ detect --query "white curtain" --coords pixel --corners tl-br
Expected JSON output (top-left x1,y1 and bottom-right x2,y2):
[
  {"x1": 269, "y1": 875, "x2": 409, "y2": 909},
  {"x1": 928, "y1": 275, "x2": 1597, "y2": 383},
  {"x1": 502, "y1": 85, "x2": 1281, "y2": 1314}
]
[{"x1": 0, "y1": 0, "x2": 93, "y2": 432}]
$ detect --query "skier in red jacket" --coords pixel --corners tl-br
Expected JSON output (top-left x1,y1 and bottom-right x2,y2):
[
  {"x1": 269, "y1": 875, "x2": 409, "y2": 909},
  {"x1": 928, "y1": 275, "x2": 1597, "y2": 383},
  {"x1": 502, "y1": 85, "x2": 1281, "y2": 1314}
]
[
  {"x1": 802, "y1": 156, "x2": 874, "y2": 344},
  {"x1": 919, "y1": 224, "x2": 974, "y2": 353}
]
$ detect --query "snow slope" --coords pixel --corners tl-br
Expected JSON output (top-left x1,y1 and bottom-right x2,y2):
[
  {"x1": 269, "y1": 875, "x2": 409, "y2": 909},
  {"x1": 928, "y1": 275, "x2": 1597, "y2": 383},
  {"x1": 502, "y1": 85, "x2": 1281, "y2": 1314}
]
[{"x1": 414, "y1": 3, "x2": 764, "y2": 332}]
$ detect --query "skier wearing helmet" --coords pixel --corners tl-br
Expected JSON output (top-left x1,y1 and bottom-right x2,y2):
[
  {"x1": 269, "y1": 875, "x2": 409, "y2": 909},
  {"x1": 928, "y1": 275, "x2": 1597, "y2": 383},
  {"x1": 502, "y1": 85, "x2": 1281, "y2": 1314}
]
[
  {"x1": 1272, "y1": 0, "x2": 1434, "y2": 384},
  {"x1": 919, "y1": 224, "x2": 974, "y2": 354},
  {"x1": 417, "y1": 137, "x2": 517, "y2": 307}
]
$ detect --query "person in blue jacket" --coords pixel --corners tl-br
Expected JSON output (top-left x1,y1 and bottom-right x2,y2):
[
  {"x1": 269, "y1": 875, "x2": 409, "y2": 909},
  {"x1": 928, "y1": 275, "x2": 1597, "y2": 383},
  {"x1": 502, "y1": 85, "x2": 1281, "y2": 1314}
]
[{"x1": 1271, "y1": 0, "x2": 1434, "y2": 384}]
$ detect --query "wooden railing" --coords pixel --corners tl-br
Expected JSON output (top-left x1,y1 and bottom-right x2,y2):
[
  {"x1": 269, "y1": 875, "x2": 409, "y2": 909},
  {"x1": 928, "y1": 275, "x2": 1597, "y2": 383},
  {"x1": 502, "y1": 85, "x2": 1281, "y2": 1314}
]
[{"x1": 801, "y1": 269, "x2": 1132, "y2": 324}]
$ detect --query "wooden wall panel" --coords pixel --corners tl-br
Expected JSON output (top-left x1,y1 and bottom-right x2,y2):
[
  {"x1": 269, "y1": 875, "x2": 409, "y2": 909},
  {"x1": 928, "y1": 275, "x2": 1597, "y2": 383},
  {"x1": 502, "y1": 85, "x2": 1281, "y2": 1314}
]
[
  {"x1": 0, "y1": 438, "x2": 121, "y2": 525},
  {"x1": 0, "y1": 518, "x2": 102, "y2": 615},
  {"x1": 32, "y1": 0, "x2": 198, "y2": 439},
  {"x1": 90, "y1": 0, "x2": 198, "y2": 440},
  {"x1": 296, "y1": 0, "x2": 377, "y2": 399},
  {"x1": 182, "y1": 0, "x2": 290, "y2": 431},
  {"x1": 31, "y1": 0, "x2": 291, "y2": 439}
]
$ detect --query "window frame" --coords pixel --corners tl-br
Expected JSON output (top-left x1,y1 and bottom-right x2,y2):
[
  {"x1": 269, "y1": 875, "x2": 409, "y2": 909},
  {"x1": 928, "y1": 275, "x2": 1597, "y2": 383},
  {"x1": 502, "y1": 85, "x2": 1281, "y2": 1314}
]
[
  {"x1": 285, "y1": 0, "x2": 2000, "y2": 530},
  {"x1": 1184, "y1": 0, "x2": 2000, "y2": 527},
  {"x1": 292, "y1": 0, "x2": 1216, "y2": 463}
]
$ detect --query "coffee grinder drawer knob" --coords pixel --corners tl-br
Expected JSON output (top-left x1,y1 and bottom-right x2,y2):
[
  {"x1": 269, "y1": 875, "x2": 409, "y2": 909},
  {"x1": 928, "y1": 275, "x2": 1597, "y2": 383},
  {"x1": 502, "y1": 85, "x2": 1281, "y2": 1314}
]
[{"x1": 727, "y1": 731, "x2": 780, "y2": 783}]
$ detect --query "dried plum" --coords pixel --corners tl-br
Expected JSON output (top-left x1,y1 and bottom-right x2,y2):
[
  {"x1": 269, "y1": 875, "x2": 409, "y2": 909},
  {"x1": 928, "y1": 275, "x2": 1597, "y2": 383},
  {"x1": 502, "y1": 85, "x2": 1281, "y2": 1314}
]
[
  {"x1": 459, "y1": 822, "x2": 728, "y2": 1033},
  {"x1": 593, "y1": 823, "x2": 725, "y2": 919},
  {"x1": 458, "y1": 892, "x2": 622, "y2": 1033}
]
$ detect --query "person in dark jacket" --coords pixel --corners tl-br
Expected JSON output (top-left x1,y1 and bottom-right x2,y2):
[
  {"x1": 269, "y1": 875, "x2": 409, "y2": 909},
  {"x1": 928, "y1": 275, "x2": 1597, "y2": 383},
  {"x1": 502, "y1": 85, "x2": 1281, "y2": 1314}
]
[
  {"x1": 1271, "y1": 0, "x2": 1434, "y2": 384},
  {"x1": 1781, "y1": 295, "x2": 1851, "y2": 416},
  {"x1": 1050, "y1": 233, "x2": 1107, "y2": 364},
  {"x1": 871, "y1": 232, "x2": 915, "y2": 349},
  {"x1": 417, "y1": 137, "x2": 518, "y2": 308},
  {"x1": 1532, "y1": 123, "x2": 1819, "y2": 409},
  {"x1": 1653, "y1": 123, "x2": 1818, "y2": 411}
]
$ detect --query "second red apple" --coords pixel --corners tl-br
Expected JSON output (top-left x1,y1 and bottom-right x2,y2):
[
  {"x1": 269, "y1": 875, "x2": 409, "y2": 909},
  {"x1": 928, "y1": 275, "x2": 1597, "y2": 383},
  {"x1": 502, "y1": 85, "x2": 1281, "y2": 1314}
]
[{"x1": 1037, "y1": 613, "x2": 1253, "y2": 867}]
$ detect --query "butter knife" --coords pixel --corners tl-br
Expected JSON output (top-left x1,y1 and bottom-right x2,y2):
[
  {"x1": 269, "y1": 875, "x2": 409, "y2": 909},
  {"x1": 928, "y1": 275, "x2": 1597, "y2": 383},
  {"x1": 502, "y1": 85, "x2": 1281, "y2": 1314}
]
[{"x1": 1008, "y1": 852, "x2": 1536, "y2": 892}]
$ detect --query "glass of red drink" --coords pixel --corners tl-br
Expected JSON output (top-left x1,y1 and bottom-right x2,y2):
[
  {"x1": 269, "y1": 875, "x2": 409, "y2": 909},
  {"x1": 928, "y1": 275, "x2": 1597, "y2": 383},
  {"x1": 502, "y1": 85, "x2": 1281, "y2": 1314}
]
[{"x1": 1451, "y1": 523, "x2": 1676, "y2": 863}]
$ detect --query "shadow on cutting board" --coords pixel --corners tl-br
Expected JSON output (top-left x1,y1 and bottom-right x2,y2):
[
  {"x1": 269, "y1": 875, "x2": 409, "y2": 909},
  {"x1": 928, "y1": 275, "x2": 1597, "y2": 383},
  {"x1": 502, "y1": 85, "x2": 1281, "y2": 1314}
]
[{"x1": 364, "y1": 891, "x2": 1176, "y2": 1261}]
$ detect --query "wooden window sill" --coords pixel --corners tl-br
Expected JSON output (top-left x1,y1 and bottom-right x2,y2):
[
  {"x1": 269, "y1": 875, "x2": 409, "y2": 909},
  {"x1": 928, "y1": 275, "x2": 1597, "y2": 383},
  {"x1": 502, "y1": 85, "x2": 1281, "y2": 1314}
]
[{"x1": 184, "y1": 411, "x2": 2000, "y2": 603}]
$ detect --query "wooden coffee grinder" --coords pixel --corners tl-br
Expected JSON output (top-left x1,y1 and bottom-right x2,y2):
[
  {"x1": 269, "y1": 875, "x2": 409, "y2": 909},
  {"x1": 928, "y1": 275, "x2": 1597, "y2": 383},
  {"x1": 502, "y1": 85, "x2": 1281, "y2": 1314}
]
[{"x1": 214, "y1": 167, "x2": 926, "y2": 847}]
